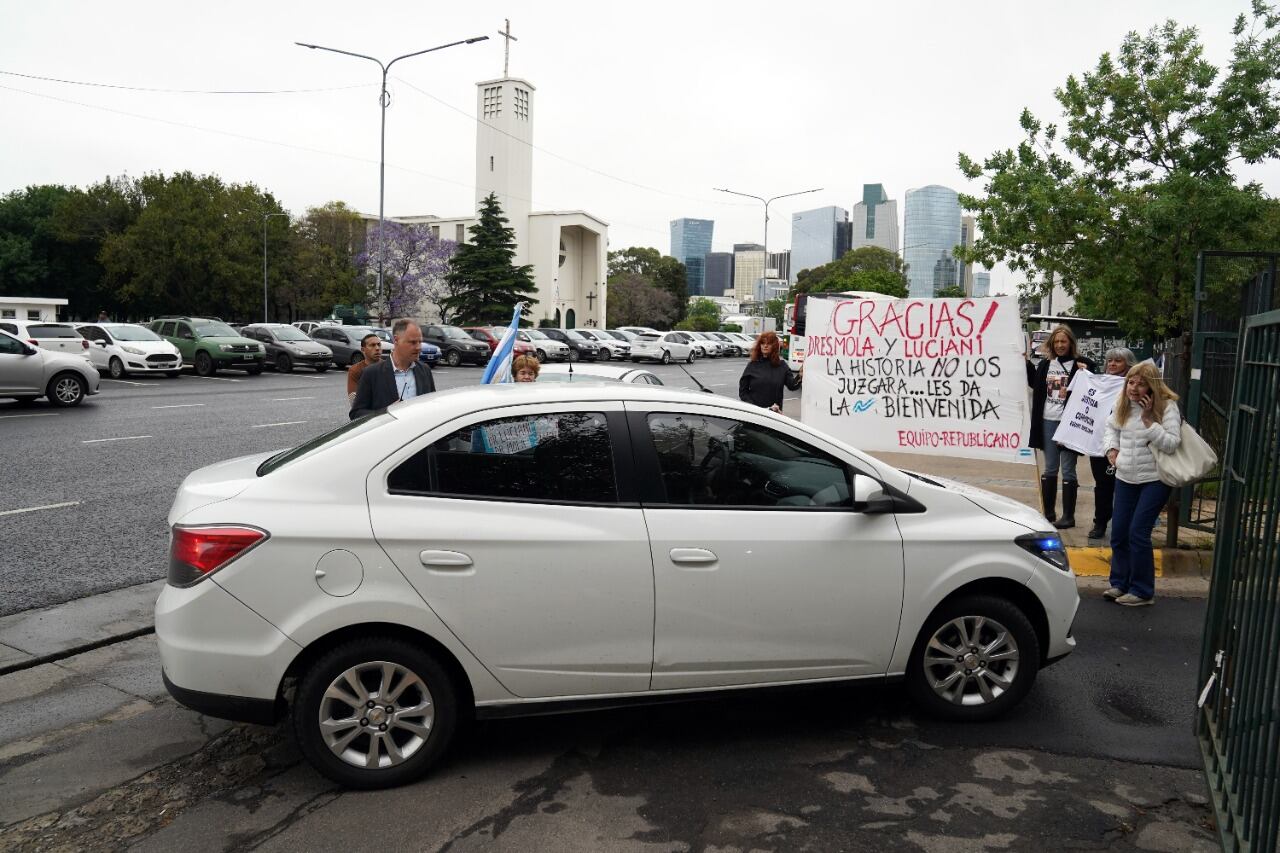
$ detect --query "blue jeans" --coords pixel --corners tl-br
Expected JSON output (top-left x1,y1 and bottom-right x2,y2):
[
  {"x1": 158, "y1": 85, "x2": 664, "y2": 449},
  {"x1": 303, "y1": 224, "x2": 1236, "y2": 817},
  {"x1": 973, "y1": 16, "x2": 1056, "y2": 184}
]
[
  {"x1": 1042, "y1": 420, "x2": 1078, "y2": 483},
  {"x1": 1109, "y1": 480, "x2": 1171, "y2": 599}
]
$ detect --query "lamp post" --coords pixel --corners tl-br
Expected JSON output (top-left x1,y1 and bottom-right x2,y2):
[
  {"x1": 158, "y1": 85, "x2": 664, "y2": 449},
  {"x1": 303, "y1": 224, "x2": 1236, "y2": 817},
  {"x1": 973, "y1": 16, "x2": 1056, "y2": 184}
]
[
  {"x1": 714, "y1": 187, "x2": 822, "y2": 301},
  {"x1": 261, "y1": 213, "x2": 289, "y2": 322},
  {"x1": 296, "y1": 35, "x2": 488, "y2": 308}
]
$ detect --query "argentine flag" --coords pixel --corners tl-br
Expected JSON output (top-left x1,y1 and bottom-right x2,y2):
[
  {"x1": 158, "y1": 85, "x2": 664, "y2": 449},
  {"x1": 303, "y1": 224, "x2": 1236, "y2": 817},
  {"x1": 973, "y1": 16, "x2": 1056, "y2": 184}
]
[{"x1": 480, "y1": 303, "x2": 524, "y2": 384}]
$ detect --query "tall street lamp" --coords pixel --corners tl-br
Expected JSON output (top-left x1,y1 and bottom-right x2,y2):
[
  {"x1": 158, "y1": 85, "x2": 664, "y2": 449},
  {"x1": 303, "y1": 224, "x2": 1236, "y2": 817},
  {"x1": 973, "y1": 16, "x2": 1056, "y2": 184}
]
[
  {"x1": 296, "y1": 36, "x2": 488, "y2": 309},
  {"x1": 713, "y1": 187, "x2": 822, "y2": 301},
  {"x1": 262, "y1": 213, "x2": 290, "y2": 322}
]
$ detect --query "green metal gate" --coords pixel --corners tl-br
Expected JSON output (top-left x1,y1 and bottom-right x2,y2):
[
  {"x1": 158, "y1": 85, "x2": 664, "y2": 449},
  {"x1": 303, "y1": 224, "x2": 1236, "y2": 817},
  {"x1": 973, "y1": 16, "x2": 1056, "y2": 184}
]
[{"x1": 1197, "y1": 305, "x2": 1280, "y2": 853}]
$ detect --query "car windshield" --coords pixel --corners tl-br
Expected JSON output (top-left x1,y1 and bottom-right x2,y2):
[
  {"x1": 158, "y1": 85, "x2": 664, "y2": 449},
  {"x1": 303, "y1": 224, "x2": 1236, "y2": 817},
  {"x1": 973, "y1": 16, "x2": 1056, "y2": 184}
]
[
  {"x1": 564, "y1": 330, "x2": 590, "y2": 341},
  {"x1": 608, "y1": 331, "x2": 637, "y2": 341},
  {"x1": 272, "y1": 326, "x2": 312, "y2": 342},
  {"x1": 105, "y1": 324, "x2": 161, "y2": 342},
  {"x1": 366, "y1": 328, "x2": 391, "y2": 341},
  {"x1": 441, "y1": 326, "x2": 472, "y2": 340},
  {"x1": 194, "y1": 321, "x2": 238, "y2": 337},
  {"x1": 523, "y1": 329, "x2": 549, "y2": 340},
  {"x1": 257, "y1": 413, "x2": 392, "y2": 476}
]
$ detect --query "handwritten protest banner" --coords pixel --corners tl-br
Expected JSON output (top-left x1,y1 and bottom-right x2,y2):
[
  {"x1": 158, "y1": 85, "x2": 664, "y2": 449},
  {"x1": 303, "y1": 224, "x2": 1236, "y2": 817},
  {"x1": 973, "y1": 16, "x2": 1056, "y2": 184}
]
[
  {"x1": 800, "y1": 296, "x2": 1033, "y2": 463},
  {"x1": 1053, "y1": 371, "x2": 1125, "y2": 456}
]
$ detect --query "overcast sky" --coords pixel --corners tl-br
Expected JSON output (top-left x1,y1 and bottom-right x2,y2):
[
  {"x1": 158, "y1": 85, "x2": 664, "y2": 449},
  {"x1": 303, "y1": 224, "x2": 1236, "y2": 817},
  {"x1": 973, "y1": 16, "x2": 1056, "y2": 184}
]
[{"x1": 3, "y1": 1, "x2": 1276, "y2": 295}]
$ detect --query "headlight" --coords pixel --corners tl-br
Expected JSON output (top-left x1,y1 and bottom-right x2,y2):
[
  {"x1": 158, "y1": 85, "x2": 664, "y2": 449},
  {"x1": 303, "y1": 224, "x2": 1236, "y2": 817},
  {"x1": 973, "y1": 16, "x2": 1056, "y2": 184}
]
[
  {"x1": 219, "y1": 344, "x2": 234, "y2": 352},
  {"x1": 121, "y1": 345, "x2": 145, "y2": 356},
  {"x1": 1015, "y1": 532, "x2": 1070, "y2": 571}
]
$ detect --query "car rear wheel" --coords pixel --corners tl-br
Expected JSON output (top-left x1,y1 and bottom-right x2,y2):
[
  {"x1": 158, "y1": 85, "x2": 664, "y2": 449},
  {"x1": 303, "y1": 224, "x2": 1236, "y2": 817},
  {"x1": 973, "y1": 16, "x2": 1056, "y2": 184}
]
[
  {"x1": 660, "y1": 350, "x2": 671, "y2": 365},
  {"x1": 277, "y1": 353, "x2": 293, "y2": 373},
  {"x1": 444, "y1": 349, "x2": 462, "y2": 367},
  {"x1": 47, "y1": 372, "x2": 87, "y2": 407},
  {"x1": 293, "y1": 637, "x2": 459, "y2": 790},
  {"x1": 108, "y1": 356, "x2": 126, "y2": 379},
  {"x1": 906, "y1": 595, "x2": 1039, "y2": 722},
  {"x1": 194, "y1": 351, "x2": 215, "y2": 376}
]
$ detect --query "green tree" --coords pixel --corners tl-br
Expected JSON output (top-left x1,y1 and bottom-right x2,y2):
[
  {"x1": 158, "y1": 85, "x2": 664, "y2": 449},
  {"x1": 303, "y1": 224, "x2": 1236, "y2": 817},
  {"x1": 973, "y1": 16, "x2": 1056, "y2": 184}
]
[
  {"x1": 676, "y1": 297, "x2": 722, "y2": 331},
  {"x1": 605, "y1": 272, "x2": 678, "y2": 327},
  {"x1": 935, "y1": 285, "x2": 967, "y2": 299},
  {"x1": 607, "y1": 246, "x2": 689, "y2": 321},
  {"x1": 443, "y1": 193, "x2": 537, "y2": 325},
  {"x1": 764, "y1": 298, "x2": 786, "y2": 327},
  {"x1": 0, "y1": 185, "x2": 75, "y2": 298},
  {"x1": 959, "y1": 2, "x2": 1280, "y2": 336},
  {"x1": 792, "y1": 246, "x2": 909, "y2": 297}
]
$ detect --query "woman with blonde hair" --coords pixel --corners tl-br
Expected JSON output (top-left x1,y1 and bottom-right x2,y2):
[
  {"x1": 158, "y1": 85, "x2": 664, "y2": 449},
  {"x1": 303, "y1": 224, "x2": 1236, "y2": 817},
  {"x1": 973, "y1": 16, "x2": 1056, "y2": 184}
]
[
  {"x1": 1101, "y1": 362, "x2": 1182, "y2": 606},
  {"x1": 512, "y1": 354, "x2": 540, "y2": 382},
  {"x1": 739, "y1": 330, "x2": 801, "y2": 413},
  {"x1": 1026, "y1": 325, "x2": 1096, "y2": 528}
]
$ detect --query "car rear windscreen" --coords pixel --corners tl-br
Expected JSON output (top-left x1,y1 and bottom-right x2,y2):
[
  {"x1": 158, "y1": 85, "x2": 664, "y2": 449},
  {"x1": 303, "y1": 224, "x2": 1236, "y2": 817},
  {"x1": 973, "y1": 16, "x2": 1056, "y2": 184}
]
[{"x1": 28, "y1": 325, "x2": 80, "y2": 338}]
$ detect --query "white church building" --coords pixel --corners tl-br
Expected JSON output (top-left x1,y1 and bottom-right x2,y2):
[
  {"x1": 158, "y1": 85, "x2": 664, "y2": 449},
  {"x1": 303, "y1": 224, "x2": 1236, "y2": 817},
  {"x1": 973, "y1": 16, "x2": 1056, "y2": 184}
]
[{"x1": 383, "y1": 71, "x2": 609, "y2": 329}]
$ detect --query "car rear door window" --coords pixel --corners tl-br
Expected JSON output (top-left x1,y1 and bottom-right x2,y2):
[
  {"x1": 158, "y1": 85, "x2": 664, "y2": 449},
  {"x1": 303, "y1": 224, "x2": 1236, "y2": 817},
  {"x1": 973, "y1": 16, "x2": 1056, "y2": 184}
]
[
  {"x1": 644, "y1": 413, "x2": 851, "y2": 509},
  {"x1": 389, "y1": 411, "x2": 618, "y2": 504}
]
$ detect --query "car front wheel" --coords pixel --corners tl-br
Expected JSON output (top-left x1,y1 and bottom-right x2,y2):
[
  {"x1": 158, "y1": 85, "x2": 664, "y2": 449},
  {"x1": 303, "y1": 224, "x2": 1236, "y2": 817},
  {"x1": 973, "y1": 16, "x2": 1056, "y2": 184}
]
[
  {"x1": 660, "y1": 350, "x2": 671, "y2": 365},
  {"x1": 194, "y1": 351, "x2": 215, "y2": 376},
  {"x1": 108, "y1": 356, "x2": 126, "y2": 379},
  {"x1": 47, "y1": 372, "x2": 87, "y2": 407},
  {"x1": 293, "y1": 637, "x2": 459, "y2": 790},
  {"x1": 599, "y1": 347, "x2": 612, "y2": 360},
  {"x1": 277, "y1": 353, "x2": 293, "y2": 373},
  {"x1": 444, "y1": 349, "x2": 462, "y2": 367},
  {"x1": 906, "y1": 595, "x2": 1040, "y2": 722}
]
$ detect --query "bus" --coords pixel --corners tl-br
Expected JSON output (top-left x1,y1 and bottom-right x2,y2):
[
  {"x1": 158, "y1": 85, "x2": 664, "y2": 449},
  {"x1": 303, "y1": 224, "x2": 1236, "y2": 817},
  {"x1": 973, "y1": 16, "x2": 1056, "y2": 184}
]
[{"x1": 782, "y1": 290, "x2": 889, "y2": 369}]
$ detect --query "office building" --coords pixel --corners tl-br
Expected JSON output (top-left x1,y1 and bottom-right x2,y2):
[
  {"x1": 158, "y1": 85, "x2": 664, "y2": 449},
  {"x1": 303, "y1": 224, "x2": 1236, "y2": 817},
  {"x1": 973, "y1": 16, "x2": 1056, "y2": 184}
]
[
  {"x1": 704, "y1": 252, "x2": 734, "y2": 297},
  {"x1": 789, "y1": 206, "x2": 850, "y2": 283},
  {"x1": 670, "y1": 218, "x2": 714, "y2": 296},
  {"x1": 973, "y1": 271, "x2": 991, "y2": 298},
  {"x1": 851, "y1": 183, "x2": 900, "y2": 254},
  {"x1": 768, "y1": 250, "x2": 791, "y2": 283},
  {"x1": 733, "y1": 243, "x2": 765, "y2": 302},
  {"x1": 903, "y1": 185, "x2": 962, "y2": 298},
  {"x1": 960, "y1": 215, "x2": 975, "y2": 294}
]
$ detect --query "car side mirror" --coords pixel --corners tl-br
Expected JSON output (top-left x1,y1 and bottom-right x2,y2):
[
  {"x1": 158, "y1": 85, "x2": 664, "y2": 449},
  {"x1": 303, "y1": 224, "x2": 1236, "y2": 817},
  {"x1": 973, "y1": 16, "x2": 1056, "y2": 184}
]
[
  {"x1": 21, "y1": 344, "x2": 37, "y2": 356},
  {"x1": 851, "y1": 474, "x2": 896, "y2": 514}
]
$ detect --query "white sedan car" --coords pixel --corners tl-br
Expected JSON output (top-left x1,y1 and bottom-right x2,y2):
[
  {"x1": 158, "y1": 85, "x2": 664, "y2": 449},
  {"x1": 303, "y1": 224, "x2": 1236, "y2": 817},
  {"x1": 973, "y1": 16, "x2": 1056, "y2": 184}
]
[
  {"x1": 77, "y1": 322, "x2": 183, "y2": 378},
  {"x1": 157, "y1": 383, "x2": 1078, "y2": 789},
  {"x1": 630, "y1": 331, "x2": 697, "y2": 364}
]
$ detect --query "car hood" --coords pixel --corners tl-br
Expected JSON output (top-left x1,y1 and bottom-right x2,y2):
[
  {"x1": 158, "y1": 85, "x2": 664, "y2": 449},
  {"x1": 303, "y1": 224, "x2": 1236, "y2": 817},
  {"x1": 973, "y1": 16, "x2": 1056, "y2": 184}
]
[
  {"x1": 199, "y1": 335, "x2": 261, "y2": 347},
  {"x1": 282, "y1": 340, "x2": 332, "y2": 354},
  {"x1": 420, "y1": 342, "x2": 441, "y2": 353},
  {"x1": 169, "y1": 451, "x2": 276, "y2": 524},
  {"x1": 904, "y1": 471, "x2": 1048, "y2": 532},
  {"x1": 112, "y1": 340, "x2": 178, "y2": 353}
]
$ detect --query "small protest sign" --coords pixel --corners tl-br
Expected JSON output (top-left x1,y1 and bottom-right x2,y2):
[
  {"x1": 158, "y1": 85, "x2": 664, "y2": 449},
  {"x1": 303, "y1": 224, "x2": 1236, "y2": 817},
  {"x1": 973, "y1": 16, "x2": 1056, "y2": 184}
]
[{"x1": 1053, "y1": 371, "x2": 1125, "y2": 456}]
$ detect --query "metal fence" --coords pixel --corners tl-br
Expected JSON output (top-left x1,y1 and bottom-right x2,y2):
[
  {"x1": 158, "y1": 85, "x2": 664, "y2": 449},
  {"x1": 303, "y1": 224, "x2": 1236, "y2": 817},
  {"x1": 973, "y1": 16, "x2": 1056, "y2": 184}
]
[{"x1": 1197, "y1": 302, "x2": 1280, "y2": 853}]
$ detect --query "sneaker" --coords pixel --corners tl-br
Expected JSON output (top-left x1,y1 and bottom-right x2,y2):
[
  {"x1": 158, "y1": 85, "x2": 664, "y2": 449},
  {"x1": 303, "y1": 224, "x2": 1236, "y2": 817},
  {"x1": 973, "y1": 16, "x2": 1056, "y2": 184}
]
[
  {"x1": 1103, "y1": 587, "x2": 1124, "y2": 600},
  {"x1": 1115, "y1": 593, "x2": 1154, "y2": 607}
]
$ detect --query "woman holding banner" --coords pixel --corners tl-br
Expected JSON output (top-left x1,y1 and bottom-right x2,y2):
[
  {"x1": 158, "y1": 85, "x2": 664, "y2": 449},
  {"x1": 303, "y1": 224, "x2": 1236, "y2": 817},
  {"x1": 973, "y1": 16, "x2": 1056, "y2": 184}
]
[
  {"x1": 1102, "y1": 362, "x2": 1182, "y2": 606},
  {"x1": 740, "y1": 331, "x2": 802, "y2": 413},
  {"x1": 1026, "y1": 325, "x2": 1096, "y2": 528},
  {"x1": 1083, "y1": 347, "x2": 1137, "y2": 540}
]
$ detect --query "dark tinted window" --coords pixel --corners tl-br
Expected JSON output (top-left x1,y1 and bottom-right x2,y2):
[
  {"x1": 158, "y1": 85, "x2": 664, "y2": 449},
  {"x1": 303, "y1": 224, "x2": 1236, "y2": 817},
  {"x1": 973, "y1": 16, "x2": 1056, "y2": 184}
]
[
  {"x1": 0, "y1": 322, "x2": 17, "y2": 334},
  {"x1": 645, "y1": 413, "x2": 850, "y2": 508},
  {"x1": 78, "y1": 326, "x2": 105, "y2": 341},
  {"x1": 389, "y1": 411, "x2": 617, "y2": 504},
  {"x1": 27, "y1": 324, "x2": 79, "y2": 339},
  {"x1": 0, "y1": 334, "x2": 25, "y2": 354},
  {"x1": 159, "y1": 321, "x2": 176, "y2": 337}
]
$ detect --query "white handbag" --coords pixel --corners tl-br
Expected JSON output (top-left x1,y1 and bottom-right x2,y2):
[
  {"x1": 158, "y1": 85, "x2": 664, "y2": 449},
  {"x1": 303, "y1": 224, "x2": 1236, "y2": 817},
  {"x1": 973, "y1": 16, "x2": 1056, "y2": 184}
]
[{"x1": 1154, "y1": 422, "x2": 1218, "y2": 487}]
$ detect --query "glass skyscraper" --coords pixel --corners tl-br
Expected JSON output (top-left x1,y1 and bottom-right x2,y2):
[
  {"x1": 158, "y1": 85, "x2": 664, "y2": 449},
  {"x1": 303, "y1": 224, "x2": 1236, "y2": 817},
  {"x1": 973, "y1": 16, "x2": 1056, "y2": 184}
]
[
  {"x1": 851, "y1": 183, "x2": 899, "y2": 254},
  {"x1": 903, "y1": 185, "x2": 962, "y2": 298},
  {"x1": 789, "y1": 206, "x2": 850, "y2": 283},
  {"x1": 704, "y1": 252, "x2": 733, "y2": 297},
  {"x1": 670, "y1": 218, "x2": 714, "y2": 296}
]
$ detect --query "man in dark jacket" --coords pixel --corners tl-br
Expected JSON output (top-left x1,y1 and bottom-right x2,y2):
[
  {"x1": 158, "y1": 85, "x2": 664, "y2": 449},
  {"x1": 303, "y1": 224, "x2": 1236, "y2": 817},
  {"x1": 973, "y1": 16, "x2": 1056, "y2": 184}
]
[{"x1": 349, "y1": 319, "x2": 435, "y2": 419}]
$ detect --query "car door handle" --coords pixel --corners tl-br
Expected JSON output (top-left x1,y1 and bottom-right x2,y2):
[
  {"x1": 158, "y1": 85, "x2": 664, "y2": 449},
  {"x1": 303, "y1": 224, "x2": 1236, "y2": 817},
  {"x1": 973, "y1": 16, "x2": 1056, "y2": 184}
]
[
  {"x1": 669, "y1": 548, "x2": 718, "y2": 565},
  {"x1": 419, "y1": 550, "x2": 473, "y2": 569}
]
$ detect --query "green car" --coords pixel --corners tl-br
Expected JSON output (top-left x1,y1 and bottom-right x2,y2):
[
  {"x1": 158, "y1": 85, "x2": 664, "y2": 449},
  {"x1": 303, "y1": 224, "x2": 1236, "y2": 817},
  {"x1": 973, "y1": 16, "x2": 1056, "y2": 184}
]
[{"x1": 148, "y1": 317, "x2": 265, "y2": 376}]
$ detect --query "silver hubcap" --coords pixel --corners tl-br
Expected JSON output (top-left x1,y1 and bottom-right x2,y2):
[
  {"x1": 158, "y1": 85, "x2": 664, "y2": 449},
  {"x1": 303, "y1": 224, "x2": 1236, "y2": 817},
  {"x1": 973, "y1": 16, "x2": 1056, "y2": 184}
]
[
  {"x1": 55, "y1": 377, "x2": 81, "y2": 403},
  {"x1": 923, "y1": 615, "x2": 1020, "y2": 706},
  {"x1": 318, "y1": 660, "x2": 435, "y2": 770}
]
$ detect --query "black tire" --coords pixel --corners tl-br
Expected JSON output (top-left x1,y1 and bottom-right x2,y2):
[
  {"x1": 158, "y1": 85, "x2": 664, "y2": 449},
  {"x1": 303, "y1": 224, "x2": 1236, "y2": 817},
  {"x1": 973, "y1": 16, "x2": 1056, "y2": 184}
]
[
  {"x1": 567, "y1": 348, "x2": 580, "y2": 362},
  {"x1": 46, "y1": 372, "x2": 86, "y2": 407},
  {"x1": 108, "y1": 356, "x2": 126, "y2": 379},
  {"x1": 535, "y1": 349, "x2": 547, "y2": 363},
  {"x1": 906, "y1": 595, "x2": 1040, "y2": 722},
  {"x1": 277, "y1": 353, "x2": 293, "y2": 373},
  {"x1": 631, "y1": 357, "x2": 641, "y2": 363},
  {"x1": 660, "y1": 350, "x2": 671, "y2": 365},
  {"x1": 349, "y1": 352, "x2": 363, "y2": 367},
  {"x1": 687, "y1": 349, "x2": 698, "y2": 363},
  {"x1": 292, "y1": 637, "x2": 459, "y2": 790},
  {"x1": 245, "y1": 366, "x2": 263, "y2": 376},
  {"x1": 194, "y1": 351, "x2": 215, "y2": 376},
  {"x1": 314, "y1": 365, "x2": 329, "y2": 374},
  {"x1": 599, "y1": 347, "x2": 612, "y2": 361},
  {"x1": 444, "y1": 349, "x2": 462, "y2": 368}
]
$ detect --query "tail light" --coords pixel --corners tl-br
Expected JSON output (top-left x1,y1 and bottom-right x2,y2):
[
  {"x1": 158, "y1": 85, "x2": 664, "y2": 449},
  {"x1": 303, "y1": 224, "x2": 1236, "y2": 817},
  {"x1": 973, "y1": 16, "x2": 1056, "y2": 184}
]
[
  {"x1": 27, "y1": 339, "x2": 38, "y2": 346},
  {"x1": 81, "y1": 339, "x2": 90, "y2": 349},
  {"x1": 169, "y1": 525, "x2": 267, "y2": 587}
]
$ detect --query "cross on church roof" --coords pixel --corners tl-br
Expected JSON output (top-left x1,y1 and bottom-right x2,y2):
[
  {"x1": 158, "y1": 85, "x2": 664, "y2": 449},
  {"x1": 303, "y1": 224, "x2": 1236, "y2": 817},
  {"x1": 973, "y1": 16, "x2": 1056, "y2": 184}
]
[{"x1": 497, "y1": 18, "x2": 517, "y2": 77}]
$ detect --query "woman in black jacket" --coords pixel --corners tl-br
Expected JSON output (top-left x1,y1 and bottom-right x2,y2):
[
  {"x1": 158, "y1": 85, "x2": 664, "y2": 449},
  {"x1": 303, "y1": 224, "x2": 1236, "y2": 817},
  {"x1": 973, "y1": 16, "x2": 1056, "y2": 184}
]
[
  {"x1": 739, "y1": 331, "x2": 802, "y2": 412},
  {"x1": 1026, "y1": 325, "x2": 1096, "y2": 528}
]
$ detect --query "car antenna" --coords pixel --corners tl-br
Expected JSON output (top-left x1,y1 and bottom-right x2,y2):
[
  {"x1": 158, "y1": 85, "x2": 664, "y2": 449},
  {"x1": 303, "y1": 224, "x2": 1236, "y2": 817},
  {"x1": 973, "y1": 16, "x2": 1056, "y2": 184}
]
[{"x1": 676, "y1": 361, "x2": 715, "y2": 394}]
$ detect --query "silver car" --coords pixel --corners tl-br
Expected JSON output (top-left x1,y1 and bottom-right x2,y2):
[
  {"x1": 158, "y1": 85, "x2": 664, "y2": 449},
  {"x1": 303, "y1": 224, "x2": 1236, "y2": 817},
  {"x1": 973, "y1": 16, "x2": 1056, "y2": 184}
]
[{"x1": 0, "y1": 329, "x2": 101, "y2": 406}]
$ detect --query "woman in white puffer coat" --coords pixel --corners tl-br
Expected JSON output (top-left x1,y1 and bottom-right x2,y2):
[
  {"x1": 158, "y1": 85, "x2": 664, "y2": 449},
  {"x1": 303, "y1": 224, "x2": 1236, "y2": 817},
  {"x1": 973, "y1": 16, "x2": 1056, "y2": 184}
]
[{"x1": 1101, "y1": 362, "x2": 1182, "y2": 607}]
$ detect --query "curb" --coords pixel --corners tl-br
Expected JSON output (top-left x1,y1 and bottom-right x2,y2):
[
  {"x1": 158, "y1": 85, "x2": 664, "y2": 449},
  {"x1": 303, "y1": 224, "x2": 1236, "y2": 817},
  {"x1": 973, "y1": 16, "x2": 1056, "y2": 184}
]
[{"x1": 1068, "y1": 547, "x2": 1211, "y2": 579}]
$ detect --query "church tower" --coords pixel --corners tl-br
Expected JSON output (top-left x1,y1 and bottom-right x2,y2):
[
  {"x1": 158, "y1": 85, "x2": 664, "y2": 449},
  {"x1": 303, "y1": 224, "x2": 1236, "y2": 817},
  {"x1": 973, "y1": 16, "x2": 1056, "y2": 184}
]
[{"x1": 474, "y1": 76, "x2": 534, "y2": 265}]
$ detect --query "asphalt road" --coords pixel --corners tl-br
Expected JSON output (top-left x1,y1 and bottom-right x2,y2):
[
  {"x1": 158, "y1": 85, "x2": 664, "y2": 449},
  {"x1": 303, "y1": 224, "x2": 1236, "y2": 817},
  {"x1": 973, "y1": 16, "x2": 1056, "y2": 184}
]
[{"x1": 0, "y1": 355, "x2": 766, "y2": 616}]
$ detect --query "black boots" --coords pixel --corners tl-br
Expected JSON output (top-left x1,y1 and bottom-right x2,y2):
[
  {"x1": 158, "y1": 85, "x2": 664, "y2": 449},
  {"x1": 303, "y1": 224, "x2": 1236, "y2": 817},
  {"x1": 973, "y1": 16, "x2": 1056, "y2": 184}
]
[
  {"x1": 1040, "y1": 476, "x2": 1057, "y2": 523},
  {"x1": 1087, "y1": 520, "x2": 1108, "y2": 539},
  {"x1": 1055, "y1": 481, "x2": 1077, "y2": 529}
]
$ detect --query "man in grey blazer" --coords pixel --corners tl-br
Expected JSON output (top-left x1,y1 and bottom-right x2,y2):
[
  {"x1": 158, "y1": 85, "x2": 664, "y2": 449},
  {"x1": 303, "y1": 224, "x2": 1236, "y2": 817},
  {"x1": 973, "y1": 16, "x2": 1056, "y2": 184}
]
[{"x1": 349, "y1": 318, "x2": 436, "y2": 419}]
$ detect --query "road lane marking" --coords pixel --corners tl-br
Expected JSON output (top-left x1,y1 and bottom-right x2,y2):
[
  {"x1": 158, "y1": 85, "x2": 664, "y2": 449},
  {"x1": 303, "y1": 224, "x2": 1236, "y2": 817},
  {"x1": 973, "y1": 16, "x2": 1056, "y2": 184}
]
[
  {"x1": 251, "y1": 421, "x2": 306, "y2": 428},
  {"x1": 0, "y1": 501, "x2": 81, "y2": 517},
  {"x1": 0, "y1": 413, "x2": 60, "y2": 419},
  {"x1": 152, "y1": 403, "x2": 206, "y2": 409},
  {"x1": 101, "y1": 378, "x2": 158, "y2": 387},
  {"x1": 188, "y1": 375, "x2": 241, "y2": 382},
  {"x1": 271, "y1": 396, "x2": 314, "y2": 401},
  {"x1": 82, "y1": 435, "x2": 153, "y2": 444}
]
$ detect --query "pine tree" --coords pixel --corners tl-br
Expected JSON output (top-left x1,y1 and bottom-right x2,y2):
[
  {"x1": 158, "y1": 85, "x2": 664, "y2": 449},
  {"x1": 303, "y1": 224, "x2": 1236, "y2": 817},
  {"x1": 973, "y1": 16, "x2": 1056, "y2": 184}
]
[{"x1": 442, "y1": 193, "x2": 538, "y2": 325}]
